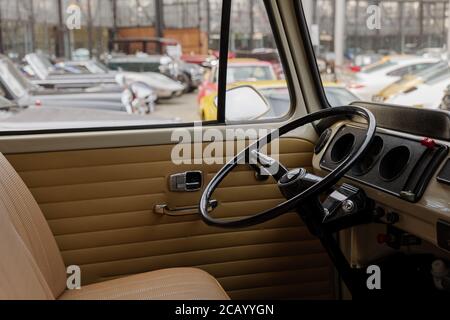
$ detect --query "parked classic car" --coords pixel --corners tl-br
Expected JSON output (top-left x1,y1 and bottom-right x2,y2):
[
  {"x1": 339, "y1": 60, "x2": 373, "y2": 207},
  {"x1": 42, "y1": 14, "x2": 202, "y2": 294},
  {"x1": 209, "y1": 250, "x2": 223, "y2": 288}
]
[
  {"x1": 106, "y1": 53, "x2": 179, "y2": 80},
  {"x1": 181, "y1": 53, "x2": 216, "y2": 68},
  {"x1": 373, "y1": 60, "x2": 444, "y2": 102},
  {"x1": 109, "y1": 37, "x2": 205, "y2": 92},
  {"x1": 25, "y1": 53, "x2": 184, "y2": 100},
  {"x1": 56, "y1": 59, "x2": 185, "y2": 100},
  {"x1": 25, "y1": 53, "x2": 117, "y2": 88},
  {"x1": 0, "y1": 54, "x2": 154, "y2": 114},
  {"x1": 198, "y1": 58, "x2": 278, "y2": 104},
  {"x1": 347, "y1": 55, "x2": 438, "y2": 100},
  {"x1": 386, "y1": 67, "x2": 450, "y2": 109}
]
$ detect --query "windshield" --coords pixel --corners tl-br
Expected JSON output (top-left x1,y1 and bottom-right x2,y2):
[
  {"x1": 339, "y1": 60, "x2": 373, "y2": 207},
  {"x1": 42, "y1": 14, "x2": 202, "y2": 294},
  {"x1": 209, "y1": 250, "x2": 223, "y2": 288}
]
[{"x1": 307, "y1": 0, "x2": 450, "y2": 113}]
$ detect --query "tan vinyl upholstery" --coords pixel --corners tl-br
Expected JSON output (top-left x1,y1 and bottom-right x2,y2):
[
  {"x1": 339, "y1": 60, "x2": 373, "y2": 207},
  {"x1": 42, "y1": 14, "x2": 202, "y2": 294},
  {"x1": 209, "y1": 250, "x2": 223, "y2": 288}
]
[
  {"x1": 6, "y1": 139, "x2": 335, "y2": 300},
  {"x1": 60, "y1": 268, "x2": 229, "y2": 300},
  {"x1": 0, "y1": 153, "x2": 67, "y2": 299},
  {"x1": 0, "y1": 152, "x2": 229, "y2": 300},
  {"x1": 0, "y1": 197, "x2": 55, "y2": 300}
]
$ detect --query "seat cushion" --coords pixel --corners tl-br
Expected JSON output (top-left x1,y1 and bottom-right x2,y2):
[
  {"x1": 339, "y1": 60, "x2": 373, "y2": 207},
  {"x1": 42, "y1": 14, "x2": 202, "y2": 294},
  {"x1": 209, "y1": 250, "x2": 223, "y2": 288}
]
[{"x1": 59, "y1": 268, "x2": 229, "y2": 300}]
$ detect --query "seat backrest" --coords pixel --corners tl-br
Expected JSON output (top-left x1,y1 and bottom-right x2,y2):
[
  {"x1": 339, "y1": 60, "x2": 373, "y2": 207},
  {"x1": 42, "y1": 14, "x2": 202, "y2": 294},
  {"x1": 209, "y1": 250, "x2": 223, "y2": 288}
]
[{"x1": 0, "y1": 153, "x2": 67, "y2": 299}]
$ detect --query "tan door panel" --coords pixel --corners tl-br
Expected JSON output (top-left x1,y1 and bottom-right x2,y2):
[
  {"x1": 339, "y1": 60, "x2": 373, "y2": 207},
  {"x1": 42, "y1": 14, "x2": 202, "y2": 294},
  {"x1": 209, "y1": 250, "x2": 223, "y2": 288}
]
[{"x1": 6, "y1": 138, "x2": 335, "y2": 299}]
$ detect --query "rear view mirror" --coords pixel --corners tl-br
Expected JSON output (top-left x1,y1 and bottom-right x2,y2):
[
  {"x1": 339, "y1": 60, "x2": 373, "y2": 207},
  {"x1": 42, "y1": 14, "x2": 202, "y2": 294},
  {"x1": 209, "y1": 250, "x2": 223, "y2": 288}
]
[{"x1": 216, "y1": 86, "x2": 270, "y2": 121}]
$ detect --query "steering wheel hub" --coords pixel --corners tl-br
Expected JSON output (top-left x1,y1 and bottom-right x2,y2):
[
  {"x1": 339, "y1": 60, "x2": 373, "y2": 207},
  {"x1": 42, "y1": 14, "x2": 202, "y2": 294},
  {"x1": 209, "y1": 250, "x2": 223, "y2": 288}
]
[{"x1": 279, "y1": 168, "x2": 305, "y2": 184}]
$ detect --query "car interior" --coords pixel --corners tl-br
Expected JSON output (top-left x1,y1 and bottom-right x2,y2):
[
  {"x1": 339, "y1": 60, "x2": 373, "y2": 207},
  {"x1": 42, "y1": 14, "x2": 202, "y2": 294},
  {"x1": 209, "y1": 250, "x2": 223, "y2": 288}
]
[{"x1": 1, "y1": 0, "x2": 450, "y2": 301}]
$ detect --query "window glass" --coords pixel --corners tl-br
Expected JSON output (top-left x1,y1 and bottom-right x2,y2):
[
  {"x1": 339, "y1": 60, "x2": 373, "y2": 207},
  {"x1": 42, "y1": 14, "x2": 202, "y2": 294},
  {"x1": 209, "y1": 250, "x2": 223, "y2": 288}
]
[
  {"x1": 212, "y1": 0, "x2": 291, "y2": 123},
  {"x1": 0, "y1": 0, "x2": 228, "y2": 132},
  {"x1": 305, "y1": 0, "x2": 450, "y2": 111}
]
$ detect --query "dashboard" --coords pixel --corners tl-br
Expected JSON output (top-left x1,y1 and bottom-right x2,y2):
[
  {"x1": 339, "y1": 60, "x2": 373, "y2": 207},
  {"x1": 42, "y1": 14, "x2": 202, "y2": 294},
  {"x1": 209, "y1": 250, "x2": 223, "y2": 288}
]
[
  {"x1": 319, "y1": 125, "x2": 448, "y2": 203},
  {"x1": 312, "y1": 119, "x2": 450, "y2": 254}
]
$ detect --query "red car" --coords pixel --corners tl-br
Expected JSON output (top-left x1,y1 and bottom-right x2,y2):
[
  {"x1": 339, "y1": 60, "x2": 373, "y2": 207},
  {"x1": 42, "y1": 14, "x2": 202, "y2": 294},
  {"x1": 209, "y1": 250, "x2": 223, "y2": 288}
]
[{"x1": 197, "y1": 58, "x2": 278, "y2": 104}]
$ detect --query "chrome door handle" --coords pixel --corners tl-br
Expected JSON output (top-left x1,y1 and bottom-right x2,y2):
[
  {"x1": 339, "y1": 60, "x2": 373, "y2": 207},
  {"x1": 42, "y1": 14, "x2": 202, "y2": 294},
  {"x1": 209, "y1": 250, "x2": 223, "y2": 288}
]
[{"x1": 154, "y1": 200, "x2": 218, "y2": 216}]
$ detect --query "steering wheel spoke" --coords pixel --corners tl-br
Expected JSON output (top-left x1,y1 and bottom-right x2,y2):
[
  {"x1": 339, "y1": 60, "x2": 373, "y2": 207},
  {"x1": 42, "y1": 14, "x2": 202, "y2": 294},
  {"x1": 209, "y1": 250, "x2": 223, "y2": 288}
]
[{"x1": 249, "y1": 150, "x2": 288, "y2": 181}]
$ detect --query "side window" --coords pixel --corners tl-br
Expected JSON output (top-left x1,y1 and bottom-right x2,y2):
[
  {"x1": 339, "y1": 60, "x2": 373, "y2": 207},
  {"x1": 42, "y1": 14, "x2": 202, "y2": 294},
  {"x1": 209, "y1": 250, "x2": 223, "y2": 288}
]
[
  {"x1": 0, "y1": 0, "x2": 227, "y2": 132},
  {"x1": 305, "y1": 0, "x2": 450, "y2": 111},
  {"x1": 219, "y1": 0, "x2": 291, "y2": 122}
]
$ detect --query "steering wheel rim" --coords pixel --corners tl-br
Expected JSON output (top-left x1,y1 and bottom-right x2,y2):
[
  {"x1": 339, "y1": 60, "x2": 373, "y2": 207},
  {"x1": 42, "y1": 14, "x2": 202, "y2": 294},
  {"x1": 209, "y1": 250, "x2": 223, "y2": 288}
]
[{"x1": 199, "y1": 105, "x2": 377, "y2": 228}]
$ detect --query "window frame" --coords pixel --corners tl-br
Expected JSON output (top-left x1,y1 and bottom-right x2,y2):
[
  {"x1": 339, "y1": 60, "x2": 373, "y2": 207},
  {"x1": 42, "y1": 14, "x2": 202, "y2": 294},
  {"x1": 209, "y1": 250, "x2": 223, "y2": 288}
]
[
  {"x1": 292, "y1": 0, "x2": 331, "y2": 112},
  {"x1": 216, "y1": 0, "x2": 296, "y2": 125},
  {"x1": 0, "y1": 0, "x2": 295, "y2": 136}
]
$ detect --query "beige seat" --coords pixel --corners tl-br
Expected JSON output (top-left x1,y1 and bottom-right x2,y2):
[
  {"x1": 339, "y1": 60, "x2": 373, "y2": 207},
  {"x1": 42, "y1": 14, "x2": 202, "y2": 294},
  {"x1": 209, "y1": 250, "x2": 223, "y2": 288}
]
[{"x1": 0, "y1": 153, "x2": 229, "y2": 300}]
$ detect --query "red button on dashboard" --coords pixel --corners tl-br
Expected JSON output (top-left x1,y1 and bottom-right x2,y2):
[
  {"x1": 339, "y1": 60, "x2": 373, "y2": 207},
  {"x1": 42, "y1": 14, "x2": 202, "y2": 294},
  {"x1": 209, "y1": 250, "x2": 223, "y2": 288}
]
[{"x1": 421, "y1": 138, "x2": 436, "y2": 149}]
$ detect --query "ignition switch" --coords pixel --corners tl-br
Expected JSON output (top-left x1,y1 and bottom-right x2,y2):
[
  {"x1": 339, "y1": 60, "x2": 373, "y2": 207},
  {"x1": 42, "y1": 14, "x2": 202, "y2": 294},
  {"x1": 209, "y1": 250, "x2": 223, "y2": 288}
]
[{"x1": 321, "y1": 183, "x2": 374, "y2": 232}]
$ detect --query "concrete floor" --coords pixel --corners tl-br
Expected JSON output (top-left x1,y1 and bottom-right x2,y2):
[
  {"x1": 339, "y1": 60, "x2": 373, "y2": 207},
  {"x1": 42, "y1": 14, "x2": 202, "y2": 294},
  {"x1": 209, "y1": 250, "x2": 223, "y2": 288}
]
[
  {"x1": 0, "y1": 92, "x2": 202, "y2": 130},
  {"x1": 152, "y1": 92, "x2": 201, "y2": 122}
]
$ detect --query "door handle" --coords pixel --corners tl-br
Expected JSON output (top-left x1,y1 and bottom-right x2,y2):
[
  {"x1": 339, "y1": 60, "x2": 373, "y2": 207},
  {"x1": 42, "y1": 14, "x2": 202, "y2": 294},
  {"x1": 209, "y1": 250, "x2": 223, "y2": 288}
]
[{"x1": 154, "y1": 200, "x2": 218, "y2": 216}]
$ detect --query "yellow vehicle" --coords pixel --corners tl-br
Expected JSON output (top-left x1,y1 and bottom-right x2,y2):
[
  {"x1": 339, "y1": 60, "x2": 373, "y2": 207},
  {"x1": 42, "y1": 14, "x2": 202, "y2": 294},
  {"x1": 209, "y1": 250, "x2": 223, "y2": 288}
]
[
  {"x1": 360, "y1": 54, "x2": 414, "y2": 72},
  {"x1": 373, "y1": 74, "x2": 422, "y2": 102},
  {"x1": 373, "y1": 60, "x2": 445, "y2": 102},
  {"x1": 200, "y1": 80, "x2": 287, "y2": 121},
  {"x1": 200, "y1": 80, "x2": 360, "y2": 121}
]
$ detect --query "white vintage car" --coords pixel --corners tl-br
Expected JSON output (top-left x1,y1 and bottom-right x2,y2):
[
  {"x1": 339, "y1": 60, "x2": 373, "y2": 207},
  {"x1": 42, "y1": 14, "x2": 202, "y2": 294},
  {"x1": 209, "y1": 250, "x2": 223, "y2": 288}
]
[
  {"x1": 25, "y1": 53, "x2": 185, "y2": 100},
  {"x1": 348, "y1": 56, "x2": 438, "y2": 100}
]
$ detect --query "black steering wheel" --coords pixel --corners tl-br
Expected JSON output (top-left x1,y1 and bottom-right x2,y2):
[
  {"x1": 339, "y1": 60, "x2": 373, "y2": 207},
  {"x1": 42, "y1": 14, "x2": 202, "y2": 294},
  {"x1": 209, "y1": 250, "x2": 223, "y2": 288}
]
[{"x1": 199, "y1": 106, "x2": 376, "y2": 228}]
